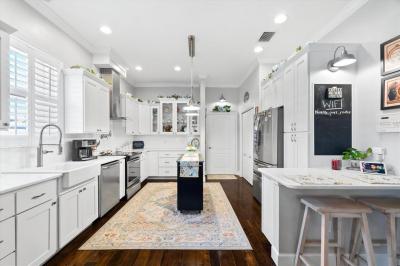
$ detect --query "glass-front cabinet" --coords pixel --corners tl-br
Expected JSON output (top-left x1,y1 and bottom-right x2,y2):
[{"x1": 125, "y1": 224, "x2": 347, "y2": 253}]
[
  {"x1": 176, "y1": 102, "x2": 188, "y2": 134},
  {"x1": 150, "y1": 105, "x2": 159, "y2": 134},
  {"x1": 161, "y1": 102, "x2": 174, "y2": 134},
  {"x1": 189, "y1": 114, "x2": 199, "y2": 135}
]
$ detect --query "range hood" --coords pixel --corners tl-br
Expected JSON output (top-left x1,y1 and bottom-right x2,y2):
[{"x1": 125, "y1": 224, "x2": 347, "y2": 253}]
[{"x1": 100, "y1": 68, "x2": 126, "y2": 120}]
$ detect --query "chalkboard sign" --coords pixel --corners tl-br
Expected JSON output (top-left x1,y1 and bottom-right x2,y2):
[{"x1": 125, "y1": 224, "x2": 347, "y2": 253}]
[{"x1": 314, "y1": 84, "x2": 352, "y2": 155}]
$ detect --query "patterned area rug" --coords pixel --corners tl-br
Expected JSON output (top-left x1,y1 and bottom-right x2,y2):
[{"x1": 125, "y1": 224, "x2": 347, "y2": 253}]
[
  {"x1": 207, "y1": 175, "x2": 237, "y2": 180},
  {"x1": 80, "y1": 182, "x2": 251, "y2": 250}
]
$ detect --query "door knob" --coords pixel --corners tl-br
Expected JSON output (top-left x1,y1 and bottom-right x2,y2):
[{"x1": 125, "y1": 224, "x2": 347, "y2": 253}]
[{"x1": 208, "y1": 147, "x2": 212, "y2": 149}]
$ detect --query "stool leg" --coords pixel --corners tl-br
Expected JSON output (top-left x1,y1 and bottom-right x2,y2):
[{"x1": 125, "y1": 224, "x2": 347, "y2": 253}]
[
  {"x1": 295, "y1": 206, "x2": 310, "y2": 266},
  {"x1": 335, "y1": 218, "x2": 343, "y2": 266},
  {"x1": 385, "y1": 214, "x2": 397, "y2": 266},
  {"x1": 360, "y1": 213, "x2": 376, "y2": 266},
  {"x1": 349, "y1": 218, "x2": 361, "y2": 263},
  {"x1": 321, "y1": 213, "x2": 330, "y2": 266}
]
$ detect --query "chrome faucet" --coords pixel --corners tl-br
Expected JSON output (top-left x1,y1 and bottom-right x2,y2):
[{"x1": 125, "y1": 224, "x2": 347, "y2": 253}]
[{"x1": 37, "y1": 124, "x2": 63, "y2": 167}]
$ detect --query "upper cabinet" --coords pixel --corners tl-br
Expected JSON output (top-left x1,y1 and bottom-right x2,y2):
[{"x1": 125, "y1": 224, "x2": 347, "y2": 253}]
[
  {"x1": 0, "y1": 29, "x2": 10, "y2": 129},
  {"x1": 161, "y1": 101, "x2": 174, "y2": 134},
  {"x1": 125, "y1": 96, "x2": 139, "y2": 135},
  {"x1": 150, "y1": 104, "x2": 160, "y2": 134},
  {"x1": 64, "y1": 69, "x2": 111, "y2": 134}
]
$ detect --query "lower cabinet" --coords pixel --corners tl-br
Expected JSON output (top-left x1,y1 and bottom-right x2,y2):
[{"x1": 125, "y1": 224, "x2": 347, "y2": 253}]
[
  {"x1": 146, "y1": 151, "x2": 159, "y2": 177},
  {"x1": 261, "y1": 177, "x2": 279, "y2": 248},
  {"x1": 119, "y1": 159, "x2": 126, "y2": 199},
  {"x1": 59, "y1": 179, "x2": 98, "y2": 248},
  {"x1": 284, "y1": 132, "x2": 309, "y2": 168},
  {"x1": 16, "y1": 200, "x2": 57, "y2": 266}
]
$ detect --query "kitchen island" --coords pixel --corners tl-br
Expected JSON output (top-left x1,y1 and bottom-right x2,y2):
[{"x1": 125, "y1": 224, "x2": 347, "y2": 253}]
[
  {"x1": 259, "y1": 168, "x2": 400, "y2": 266},
  {"x1": 177, "y1": 151, "x2": 204, "y2": 212}
]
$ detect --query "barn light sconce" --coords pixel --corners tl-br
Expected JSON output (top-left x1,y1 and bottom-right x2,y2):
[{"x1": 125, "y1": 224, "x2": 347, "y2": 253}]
[{"x1": 327, "y1": 46, "x2": 357, "y2": 72}]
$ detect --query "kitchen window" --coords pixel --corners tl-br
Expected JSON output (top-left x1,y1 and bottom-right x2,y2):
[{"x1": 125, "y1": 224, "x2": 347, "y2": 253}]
[{"x1": 0, "y1": 37, "x2": 63, "y2": 146}]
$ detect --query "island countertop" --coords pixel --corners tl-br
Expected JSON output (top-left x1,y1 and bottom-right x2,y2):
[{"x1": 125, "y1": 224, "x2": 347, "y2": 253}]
[
  {"x1": 177, "y1": 151, "x2": 204, "y2": 162},
  {"x1": 259, "y1": 168, "x2": 400, "y2": 190}
]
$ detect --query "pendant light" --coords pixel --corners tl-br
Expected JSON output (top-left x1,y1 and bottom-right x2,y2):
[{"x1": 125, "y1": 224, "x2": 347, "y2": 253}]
[{"x1": 184, "y1": 35, "x2": 200, "y2": 113}]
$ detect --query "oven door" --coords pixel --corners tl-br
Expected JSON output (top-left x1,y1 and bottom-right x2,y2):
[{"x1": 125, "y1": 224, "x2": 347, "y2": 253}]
[{"x1": 127, "y1": 158, "x2": 140, "y2": 187}]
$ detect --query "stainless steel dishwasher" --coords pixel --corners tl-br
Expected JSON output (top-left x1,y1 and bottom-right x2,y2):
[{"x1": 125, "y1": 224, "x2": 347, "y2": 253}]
[{"x1": 99, "y1": 160, "x2": 120, "y2": 217}]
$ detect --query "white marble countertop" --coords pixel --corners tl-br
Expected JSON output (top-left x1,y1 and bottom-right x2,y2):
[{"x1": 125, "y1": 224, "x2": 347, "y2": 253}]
[
  {"x1": 259, "y1": 168, "x2": 400, "y2": 190},
  {"x1": 0, "y1": 172, "x2": 62, "y2": 195},
  {"x1": 0, "y1": 156, "x2": 125, "y2": 194}
]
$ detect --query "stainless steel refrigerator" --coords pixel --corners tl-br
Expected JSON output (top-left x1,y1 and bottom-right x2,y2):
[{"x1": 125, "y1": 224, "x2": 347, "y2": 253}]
[{"x1": 253, "y1": 107, "x2": 284, "y2": 203}]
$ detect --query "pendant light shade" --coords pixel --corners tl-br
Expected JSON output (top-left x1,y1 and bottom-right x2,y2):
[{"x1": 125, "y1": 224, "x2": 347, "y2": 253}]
[
  {"x1": 184, "y1": 35, "x2": 200, "y2": 112},
  {"x1": 327, "y1": 46, "x2": 357, "y2": 72},
  {"x1": 219, "y1": 93, "x2": 226, "y2": 102}
]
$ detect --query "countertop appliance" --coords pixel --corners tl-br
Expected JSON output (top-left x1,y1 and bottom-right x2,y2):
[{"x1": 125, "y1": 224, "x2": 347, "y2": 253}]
[
  {"x1": 114, "y1": 151, "x2": 142, "y2": 199},
  {"x1": 253, "y1": 107, "x2": 284, "y2": 203},
  {"x1": 99, "y1": 160, "x2": 120, "y2": 217},
  {"x1": 71, "y1": 139, "x2": 97, "y2": 161}
]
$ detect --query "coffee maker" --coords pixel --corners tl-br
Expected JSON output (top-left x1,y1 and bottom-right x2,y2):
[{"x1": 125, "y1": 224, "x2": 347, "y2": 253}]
[{"x1": 71, "y1": 139, "x2": 97, "y2": 161}]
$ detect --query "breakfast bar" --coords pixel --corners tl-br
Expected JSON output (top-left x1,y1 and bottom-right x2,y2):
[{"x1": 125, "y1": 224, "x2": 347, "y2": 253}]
[{"x1": 259, "y1": 168, "x2": 400, "y2": 266}]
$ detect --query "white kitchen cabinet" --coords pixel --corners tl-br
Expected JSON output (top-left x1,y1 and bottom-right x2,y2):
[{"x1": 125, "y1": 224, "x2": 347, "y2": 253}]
[
  {"x1": 0, "y1": 29, "x2": 10, "y2": 129},
  {"x1": 189, "y1": 114, "x2": 199, "y2": 135},
  {"x1": 17, "y1": 200, "x2": 57, "y2": 266},
  {"x1": 150, "y1": 105, "x2": 160, "y2": 134},
  {"x1": 261, "y1": 177, "x2": 279, "y2": 249},
  {"x1": 138, "y1": 103, "x2": 151, "y2": 135},
  {"x1": 0, "y1": 252, "x2": 15, "y2": 266},
  {"x1": 64, "y1": 69, "x2": 111, "y2": 134},
  {"x1": 140, "y1": 152, "x2": 147, "y2": 182},
  {"x1": 59, "y1": 179, "x2": 98, "y2": 248},
  {"x1": 283, "y1": 54, "x2": 309, "y2": 133},
  {"x1": 125, "y1": 96, "x2": 139, "y2": 135},
  {"x1": 284, "y1": 132, "x2": 308, "y2": 168},
  {"x1": 160, "y1": 99, "x2": 190, "y2": 135},
  {"x1": 119, "y1": 159, "x2": 126, "y2": 199},
  {"x1": 146, "y1": 151, "x2": 159, "y2": 177},
  {"x1": 0, "y1": 217, "x2": 15, "y2": 261}
]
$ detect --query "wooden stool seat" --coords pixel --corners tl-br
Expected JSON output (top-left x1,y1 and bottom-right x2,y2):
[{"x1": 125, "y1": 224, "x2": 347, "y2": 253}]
[
  {"x1": 357, "y1": 197, "x2": 400, "y2": 214},
  {"x1": 301, "y1": 197, "x2": 373, "y2": 215},
  {"x1": 295, "y1": 196, "x2": 376, "y2": 266},
  {"x1": 350, "y1": 197, "x2": 400, "y2": 266}
]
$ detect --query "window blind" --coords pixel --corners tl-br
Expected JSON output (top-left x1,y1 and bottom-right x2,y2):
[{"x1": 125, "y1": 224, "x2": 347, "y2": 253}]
[
  {"x1": 33, "y1": 59, "x2": 59, "y2": 136},
  {"x1": 7, "y1": 47, "x2": 29, "y2": 135}
]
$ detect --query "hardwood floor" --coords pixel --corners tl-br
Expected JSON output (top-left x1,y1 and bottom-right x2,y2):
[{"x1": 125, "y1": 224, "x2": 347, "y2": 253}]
[{"x1": 45, "y1": 177, "x2": 275, "y2": 266}]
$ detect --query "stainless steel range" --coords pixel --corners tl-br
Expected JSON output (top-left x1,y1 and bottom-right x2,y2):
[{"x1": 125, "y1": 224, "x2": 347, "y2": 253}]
[{"x1": 115, "y1": 151, "x2": 142, "y2": 199}]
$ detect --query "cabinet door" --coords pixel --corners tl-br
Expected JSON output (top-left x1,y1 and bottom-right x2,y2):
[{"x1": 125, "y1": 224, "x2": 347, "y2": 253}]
[
  {"x1": 294, "y1": 54, "x2": 309, "y2": 132},
  {"x1": 161, "y1": 102, "x2": 174, "y2": 134},
  {"x1": 0, "y1": 30, "x2": 10, "y2": 129},
  {"x1": 273, "y1": 74, "x2": 284, "y2": 108},
  {"x1": 262, "y1": 177, "x2": 275, "y2": 243},
  {"x1": 59, "y1": 188, "x2": 79, "y2": 248},
  {"x1": 176, "y1": 102, "x2": 189, "y2": 134},
  {"x1": 150, "y1": 106, "x2": 159, "y2": 134},
  {"x1": 283, "y1": 65, "x2": 295, "y2": 132},
  {"x1": 84, "y1": 78, "x2": 99, "y2": 133},
  {"x1": 189, "y1": 115, "x2": 199, "y2": 134},
  {"x1": 262, "y1": 82, "x2": 272, "y2": 110},
  {"x1": 139, "y1": 103, "x2": 151, "y2": 135},
  {"x1": 17, "y1": 200, "x2": 57, "y2": 266},
  {"x1": 126, "y1": 98, "x2": 139, "y2": 135},
  {"x1": 284, "y1": 133, "x2": 295, "y2": 168},
  {"x1": 78, "y1": 180, "x2": 98, "y2": 230},
  {"x1": 97, "y1": 85, "x2": 110, "y2": 133},
  {"x1": 295, "y1": 132, "x2": 309, "y2": 168},
  {"x1": 119, "y1": 159, "x2": 126, "y2": 199},
  {"x1": 146, "y1": 151, "x2": 159, "y2": 177}
]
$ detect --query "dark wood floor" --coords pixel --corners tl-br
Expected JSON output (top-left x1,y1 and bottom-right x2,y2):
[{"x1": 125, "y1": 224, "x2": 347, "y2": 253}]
[{"x1": 45, "y1": 177, "x2": 275, "y2": 266}]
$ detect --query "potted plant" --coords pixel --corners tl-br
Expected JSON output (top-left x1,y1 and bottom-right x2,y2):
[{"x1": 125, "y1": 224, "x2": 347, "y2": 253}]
[{"x1": 342, "y1": 147, "x2": 372, "y2": 169}]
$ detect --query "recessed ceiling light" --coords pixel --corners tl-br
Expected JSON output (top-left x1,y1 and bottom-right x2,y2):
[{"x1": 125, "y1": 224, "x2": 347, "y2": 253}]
[
  {"x1": 99, "y1": 25, "x2": 112, "y2": 35},
  {"x1": 254, "y1": 46, "x2": 264, "y2": 53},
  {"x1": 174, "y1": 66, "x2": 182, "y2": 72},
  {"x1": 274, "y1": 13, "x2": 287, "y2": 24},
  {"x1": 135, "y1": 66, "x2": 143, "y2": 71}
]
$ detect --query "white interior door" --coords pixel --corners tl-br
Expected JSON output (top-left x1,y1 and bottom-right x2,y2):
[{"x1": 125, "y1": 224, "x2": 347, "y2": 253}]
[
  {"x1": 206, "y1": 113, "x2": 237, "y2": 174},
  {"x1": 241, "y1": 108, "x2": 254, "y2": 184}
]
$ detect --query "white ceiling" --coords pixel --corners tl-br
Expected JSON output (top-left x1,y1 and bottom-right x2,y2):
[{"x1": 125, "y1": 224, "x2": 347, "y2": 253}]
[{"x1": 31, "y1": 0, "x2": 362, "y2": 87}]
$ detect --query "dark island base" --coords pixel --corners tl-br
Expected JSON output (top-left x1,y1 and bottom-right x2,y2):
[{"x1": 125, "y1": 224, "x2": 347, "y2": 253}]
[{"x1": 177, "y1": 161, "x2": 204, "y2": 212}]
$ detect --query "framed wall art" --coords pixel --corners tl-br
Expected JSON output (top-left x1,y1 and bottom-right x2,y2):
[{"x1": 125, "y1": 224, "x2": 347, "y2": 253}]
[
  {"x1": 381, "y1": 72, "x2": 400, "y2": 110},
  {"x1": 381, "y1": 35, "x2": 400, "y2": 75}
]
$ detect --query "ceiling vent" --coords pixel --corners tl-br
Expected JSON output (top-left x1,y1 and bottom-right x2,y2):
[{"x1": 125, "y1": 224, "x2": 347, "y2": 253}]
[{"x1": 258, "y1": 32, "x2": 275, "y2": 42}]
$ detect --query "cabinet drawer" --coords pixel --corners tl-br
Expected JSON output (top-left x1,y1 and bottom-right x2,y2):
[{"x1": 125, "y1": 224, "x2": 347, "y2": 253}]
[
  {"x1": 159, "y1": 158, "x2": 177, "y2": 167},
  {"x1": 0, "y1": 217, "x2": 15, "y2": 260},
  {"x1": 159, "y1": 167, "x2": 177, "y2": 177},
  {"x1": 0, "y1": 252, "x2": 15, "y2": 266},
  {"x1": 0, "y1": 193, "x2": 14, "y2": 222},
  {"x1": 159, "y1": 152, "x2": 184, "y2": 158},
  {"x1": 16, "y1": 179, "x2": 57, "y2": 214}
]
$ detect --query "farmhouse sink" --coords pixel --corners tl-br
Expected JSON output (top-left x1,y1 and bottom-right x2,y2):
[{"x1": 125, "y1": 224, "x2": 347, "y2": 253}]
[{"x1": 4, "y1": 161, "x2": 101, "y2": 188}]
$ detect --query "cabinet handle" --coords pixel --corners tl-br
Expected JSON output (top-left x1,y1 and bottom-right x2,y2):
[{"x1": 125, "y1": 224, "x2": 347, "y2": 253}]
[
  {"x1": 31, "y1": 193, "x2": 46, "y2": 199},
  {"x1": 0, "y1": 240, "x2": 3, "y2": 244},
  {"x1": 51, "y1": 201, "x2": 57, "y2": 206},
  {"x1": 0, "y1": 208, "x2": 3, "y2": 212},
  {"x1": 83, "y1": 187, "x2": 87, "y2": 191},
  {"x1": 2, "y1": 122, "x2": 9, "y2": 127},
  {"x1": 79, "y1": 189, "x2": 83, "y2": 193},
  {"x1": 294, "y1": 135, "x2": 297, "y2": 142}
]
